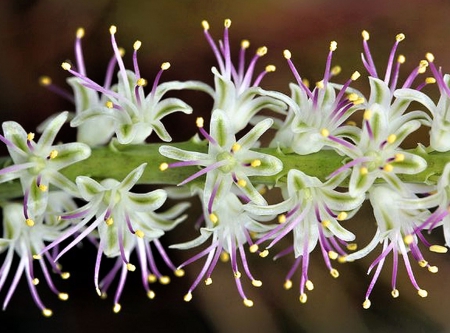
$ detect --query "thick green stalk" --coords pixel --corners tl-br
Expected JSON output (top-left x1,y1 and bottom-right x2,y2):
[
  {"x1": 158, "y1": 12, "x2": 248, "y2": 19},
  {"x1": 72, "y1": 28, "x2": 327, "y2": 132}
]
[{"x1": 0, "y1": 141, "x2": 447, "y2": 201}]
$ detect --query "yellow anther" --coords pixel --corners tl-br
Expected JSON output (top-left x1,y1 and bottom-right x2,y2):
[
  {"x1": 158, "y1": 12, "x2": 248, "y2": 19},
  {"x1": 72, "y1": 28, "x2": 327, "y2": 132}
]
[
  {"x1": 237, "y1": 179, "x2": 247, "y2": 187},
  {"x1": 425, "y1": 52, "x2": 435, "y2": 62},
  {"x1": 251, "y1": 159, "x2": 261, "y2": 167},
  {"x1": 147, "y1": 290, "x2": 156, "y2": 299},
  {"x1": 159, "y1": 162, "x2": 169, "y2": 171},
  {"x1": 259, "y1": 249, "x2": 269, "y2": 258},
  {"x1": 284, "y1": 280, "x2": 293, "y2": 290},
  {"x1": 418, "y1": 60, "x2": 428, "y2": 74},
  {"x1": 321, "y1": 220, "x2": 330, "y2": 228},
  {"x1": 184, "y1": 292, "x2": 193, "y2": 302},
  {"x1": 331, "y1": 65, "x2": 341, "y2": 76},
  {"x1": 61, "y1": 272, "x2": 70, "y2": 280},
  {"x1": 33, "y1": 254, "x2": 42, "y2": 260},
  {"x1": 328, "y1": 251, "x2": 339, "y2": 260},
  {"x1": 429, "y1": 245, "x2": 448, "y2": 253},
  {"x1": 105, "y1": 101, "x2": 114, "y2": 109},
  {"x1": 330, "y1": 41, "x2": 337, "y2": 51},
  {"x1": 133, "y1": 40, "x2": 142, "y2": 50},
  {"x1": 201, "y1": 20, "x2": 210, "y2": 30},
  {"x1": 61, "y1": 62, "x2": 71, "y2": 70},
  {"x1": 224, "y1": 19, "x2": 231, "y2": 28},
  {"x1": 249, "y1": 244, "x2": 259, "y2": 253},
  {"x1": 33, "y1": 278, "x2": 40, "y2": 285},
  {"x1": 305, "y1": 280, "x2": 314, "y2": 291},
  {"x1": 278, "y1": 214, "x2": 286, "y2": 224},
  {"x1": 363, "y1": 299, "x2": 371, "y2": 309},
  {"x1": 418, "y1": 259, "x2": 428, "y2": 268},
  {"x1": 126, "y1": 263, "x2": 136, "y2": 272},
  {"x1": 398, "y1": 55, "x2": 406, "y2": 64},
  {"x1": 252, "y1": 280, "x2": 262, "y2": 287},
  {"x1": 353, "y1": 97, "x2": 365, "y2": 105},
  {"x1": 26, "y1": 219, "x2": 35, "y2": 227},
  {"x1": 418, "y1": 289, "x2": 428, "y2": 298},
  {"x1": 348, "y1": 93, "x2": 359, "y2": 102},
  {"x1": 100, "y1": 292, "x2": 107, "y2": 299},
  {"x1": 76, "y1": 27, "x2": 85, "y2": 39},
  {"x1": 396, "y1": 33, "x2": 405, "y2": 42},
  {"x1": 391, "y1": 289, "x2": 399, "y2": 298},
  {"x1": 383, "y1": 164, "x2": 393, "y2": 172},
  {"x1": 48, "y1": 150, "x2": 58, "y2": 159},
  {"x1": 220, "y1": 251, "x2": 230, "y2": 262},
  {"x1": 387, "y1": 134, "x2": 397, "y2": 144},
  {"x1": 209, "y1": 213, "x2": 219, "y2": 224},
  {"x1": 257, "y1": 46, "x2": 268, "y2": 57},
  {"x1": 137, "y1": 78, "x2": 147, "y2": 87},
  {"x1": 404, "y1": 234, "x2": 414, "y2": 245},
  {"x1": 39, "y1": 184, "x2": 48, "y2": 192},
  {"x1": 241, "y1": 40, "x2": 250, "y2": 49},
  {"x1": 425, "y1": 77, "x2": 436, "y2": 84},
  {"x1": 205, "y1": 277, "x2": 212, "y2": 285},
  {"x1": 135, "y1": 230, "x2": 145, "y2": 238},
  {"x1": 118, "y1": 47, "x2": 125, "y2": 57},
  {"x1": 394, "y1": 153, "x2": 405, "y2": 162},
  {"x1": 113, "y1": 303, "x2": 121, "y2": 313},
  {"x1": 299, "y1": 293, "x2": 308, "y2": 303},
  {"x1": 96, "y1": 287, "x2": 102, "y2": 296},
  {"x1": 148, "y1": 274, "x2": 157, "y2": 283},
  {"x1": 362, "y1": 30, "x2": 370, "y2": 41},
  {"x1": 39, "y1": 76, "x2": 52, "y2": 86},
  {"x1": 196, "y1": 117, "x2": 204, "y2": 128},
  {"x1": 243, "y1": 298, "x2": 254, "y2": 307},
  {"x1": 316, "y1": 80, "x2": 324, "y2": 89},
  {"x1": 337, "y1": 211, "x2": 348, "y2": 221},
  {"x1": 232, "y1": 142, "x2": 241, "y2": 152},
  {"x1": 265, "y1": 64, "x2": 276, "y2": 72},
  {"x1": 363, "y1": 109, "x2": 372, "y2": 120},
  {"x1": 428, "y1": 265, "x2": 438, "y2": 273},
  {"x1": 161, "y1": 62, "x2": 171, "y2": 70},
  {"x1": 58, "y1": 293, "x2": 69, "y2": 301},
  {"x1": 338, "y1": 255, "x2": 347, "y2": 263},
  {"x1": 105, "y1": 217, "x2": 114, "y2": 226},
  {"x1": 42, "y1": 308, "x2": 53, "y2": 317},
  {"x1": 347, "y1": 243, "x2": 358, "y2": 251},
  {"x1": 303, "y1": 79, "x2": 310, "y2": 88},
  {"x1": 351, "y1": 71, "x2": 361, "y2": 81},
  {"x1": 109, "y1": 25, "x2": 117, "y2": 35},
  {"x1": 360, "y1": 167, "x2": 368, "y2": 176},
  {"x1": 159, "y1": 276, "x2": 170, "y2": 284},
  {"x1": 174, "y1": 269, "x2": 185, "y2": 277},
  {"x1": 330, "y1": 269, "x2": 339, "y2": 278},
  {"x1": 321, "y1": 128, "x2": 330, "y2": 137},
  {"x1": 234, "y1": 271, "x2": 242, "y2": 279},
  {"x1": 283, "y1": 49, "x2": 292, "y2": 59}
]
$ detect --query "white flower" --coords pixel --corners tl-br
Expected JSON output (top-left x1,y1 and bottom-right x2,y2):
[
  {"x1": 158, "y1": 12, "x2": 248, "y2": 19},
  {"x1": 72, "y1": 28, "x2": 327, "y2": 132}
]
[{"x1": 0, "y1": 112, "x2": 90, "y2": 223}]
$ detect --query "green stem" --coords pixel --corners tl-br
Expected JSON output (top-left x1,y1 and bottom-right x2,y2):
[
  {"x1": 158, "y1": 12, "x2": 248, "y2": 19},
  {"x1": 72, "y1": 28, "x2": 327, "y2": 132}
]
[{"x1": 0, "y1": 141, "x2": 447, "y2": 201}]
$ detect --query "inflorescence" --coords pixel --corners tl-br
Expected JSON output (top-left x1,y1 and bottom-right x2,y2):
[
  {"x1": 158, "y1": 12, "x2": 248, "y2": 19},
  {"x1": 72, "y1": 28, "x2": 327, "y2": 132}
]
[{"x1": 1, "y1": 19, "x2": 450, "y2": 316}]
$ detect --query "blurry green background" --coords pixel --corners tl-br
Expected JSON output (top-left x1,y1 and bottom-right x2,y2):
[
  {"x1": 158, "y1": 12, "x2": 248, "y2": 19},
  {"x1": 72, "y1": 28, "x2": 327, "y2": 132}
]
[{"x1": 1, "y1": 0, "x2": 450, "y2": 332}]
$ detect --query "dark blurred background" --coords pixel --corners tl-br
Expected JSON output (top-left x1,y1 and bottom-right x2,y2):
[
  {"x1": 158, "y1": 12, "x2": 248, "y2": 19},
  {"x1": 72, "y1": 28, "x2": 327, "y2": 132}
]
[{"x1": 1, "y1": 0, "x2": 450, "y2": 332}]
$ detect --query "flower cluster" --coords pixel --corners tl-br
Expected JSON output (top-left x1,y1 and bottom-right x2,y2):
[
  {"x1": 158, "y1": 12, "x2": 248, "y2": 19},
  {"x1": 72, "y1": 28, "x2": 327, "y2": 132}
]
[{"x1": 2, "y1": 19, "x2": 450, "y2": 317}]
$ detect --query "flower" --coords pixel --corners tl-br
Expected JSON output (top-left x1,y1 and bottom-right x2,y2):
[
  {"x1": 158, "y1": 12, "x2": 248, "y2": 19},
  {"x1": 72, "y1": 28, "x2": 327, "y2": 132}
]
[
  {"x1": 63, "y1": 26, "x2": 211, "y2": 144},
  {"x1": 0, "y1": 195, "x2": 76, "y2": 316},
  {"x1": 171, "y1": 191, "x2": 274, "y2": 307},
  {"x1": 202, "y1": 19, "x2": 287, "y2": 133},
  {"x1": 0, "y1": 112, "x2": 90, "y2": 224},
  {"x1": 345, "y1": 185, "x2": 446, "y2": 309},
  {"x1": 159, "y1": 109, "x2": 283, "y2": 211},
  {"x1": 41, "y1": 163, "x2": 188, "y2": 312},
  {"x1": 271, "y1": 44, "x2": 364, "y2": 155},
  {"x1": 40, "y1": 27, "x2": 117, "y2": 146},
  {"x1": 246, "y1": 169, "x2": 363, "y2": 302}
]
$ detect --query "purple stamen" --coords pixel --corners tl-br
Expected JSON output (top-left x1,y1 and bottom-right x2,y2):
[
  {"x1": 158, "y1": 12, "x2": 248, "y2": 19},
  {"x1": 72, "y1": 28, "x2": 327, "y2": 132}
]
[
  {"x1": 203, "y1": 28, "x2": 225, "y2": 74},
  {"x1": 178, "y1": 160, "x2": 227, "y2": 186},
  {"x1": 384, "y1": 40, "x2": 401, "y2": 84},
  {"x1": 75, "y1": 31, "x2": 86, "y2": 76},
  {"x1": 327, "y1": 156, "x2": 370, "y2": 179},
  {"x1": 208, "y1": 181, "x2": 220, "y2": 214},
  {"x1": 362, "y1": 38, "x2": 378, "y2": 77},
  {"x1": 286, "y1": 58, "x2": 314, "y2": 99}
]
